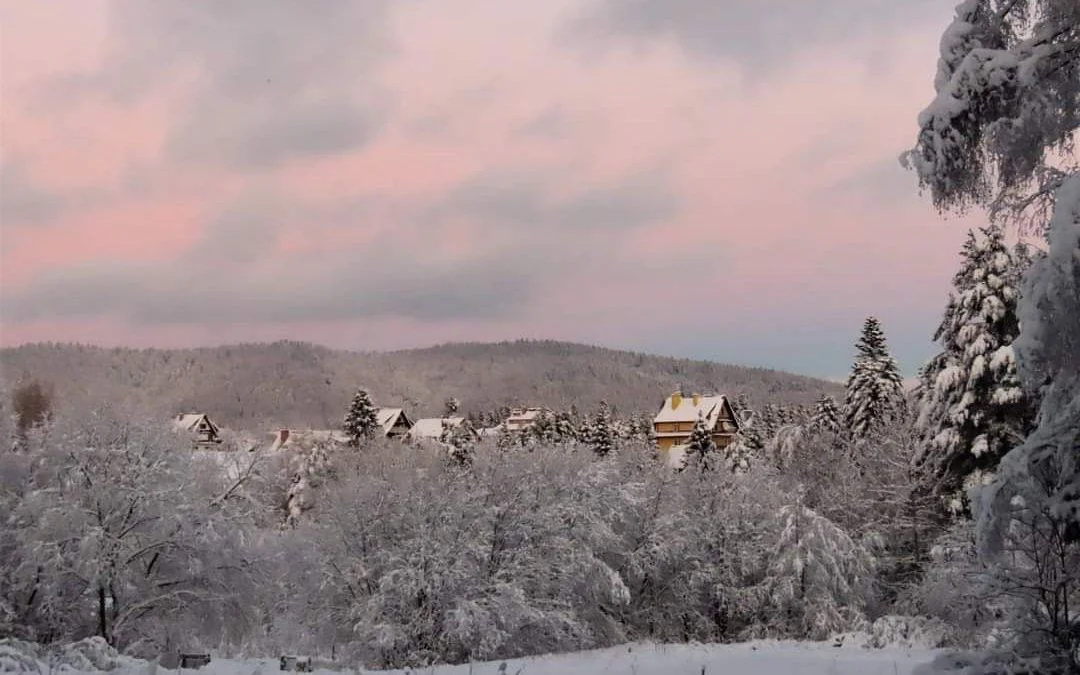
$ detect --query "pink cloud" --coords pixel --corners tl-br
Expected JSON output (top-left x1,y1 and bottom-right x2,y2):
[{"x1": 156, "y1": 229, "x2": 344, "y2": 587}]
[{"x1": 0, "y1": 0, "x2": 974, "y2": 375}]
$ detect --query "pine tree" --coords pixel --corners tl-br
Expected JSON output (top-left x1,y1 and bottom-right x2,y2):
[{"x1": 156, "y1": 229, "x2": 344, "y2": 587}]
[
  {"x1": 443, "y1": 420, "x2": 476, "y2": 467},
  {"x1": 686, "y1": 411, "x2": 717, "y2": 471},
  {"x1": 586, "y1": 402, "x2": 615, "y2": 457},
  {"x1": 553, "y1": 410, "x2": 578, "y2": 443},
  {"x1": 343, "y1": 388, "x2": 379, "y2": 447},
  {"x1": 810, "y1": 395, "x2": 842, "y2": 434},
  {"x1": 844, "y1": 317, "x2": 905, "y2": 436},
  {"x1": 915, "y1": 224, "x2": 1035, "y2": 509}
]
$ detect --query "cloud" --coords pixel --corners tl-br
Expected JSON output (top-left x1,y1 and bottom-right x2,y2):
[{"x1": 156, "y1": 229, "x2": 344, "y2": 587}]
[
  {"x1": 515, "y1": 107, "x2": 573, "y2": 140},
  {"x1": 1, "y1": 166, "x2": 679, "y2": 326},
  {"x1": 564, "y1": 0, "x2": 943, "y2": 68},
  {"x1": 0, "y1": 156, "x2": 101, "y2": 226},
  {"x1": 42, "y1": 0, "x2": 396, "y2": 170},
  {"x1": 427, "y1": 166, "x2": 678, "y2": 231},
  {"x1": 824, "y1": 157, "x2": 926, "y2": 209}
]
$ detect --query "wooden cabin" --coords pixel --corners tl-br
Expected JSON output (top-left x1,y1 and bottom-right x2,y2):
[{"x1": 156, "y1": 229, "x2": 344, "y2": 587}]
[
  {"x1": 172, "y1": 413, "x2": 223, "y2": 449},
  {"x1": 652, "y1": 392, "x2": 740, "y2": 453},
  {"x1": 376, "y1": 407, "x2": 414, "y2": 439}
]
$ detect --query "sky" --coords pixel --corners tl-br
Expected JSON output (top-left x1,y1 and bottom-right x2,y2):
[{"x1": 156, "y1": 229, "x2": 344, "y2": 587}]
[{"x1": 0, "y1": 0, "x2": 984, "y2": 379}]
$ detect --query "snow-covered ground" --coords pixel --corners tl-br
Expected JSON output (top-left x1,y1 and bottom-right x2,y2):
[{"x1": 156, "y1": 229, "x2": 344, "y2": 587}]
[{"x1": 9, "y1": 641, "x2": 940, "y2": 675}]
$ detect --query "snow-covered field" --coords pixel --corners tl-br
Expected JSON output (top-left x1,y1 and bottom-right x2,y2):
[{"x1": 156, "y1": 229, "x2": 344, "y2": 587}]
[{"x1": 7, "y1": 641, "x2": 940, "y2": 675}]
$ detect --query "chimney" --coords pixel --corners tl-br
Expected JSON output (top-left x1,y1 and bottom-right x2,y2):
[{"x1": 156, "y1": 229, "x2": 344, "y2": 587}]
[
  {"x1": 279, "y1": 429, "x2": 290, "y2": 445},
  {"x1": 671, "y1": 392, "x2": 682, "y2": 409},
  {"x1": 692, "y1": 393, "x2": 701, "y2": 406}
]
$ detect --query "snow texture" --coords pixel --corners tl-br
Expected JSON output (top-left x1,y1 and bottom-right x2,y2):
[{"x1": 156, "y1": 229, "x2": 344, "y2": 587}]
[{"x1": 2, "y1": 639, "x2": 941, "y2": 675}]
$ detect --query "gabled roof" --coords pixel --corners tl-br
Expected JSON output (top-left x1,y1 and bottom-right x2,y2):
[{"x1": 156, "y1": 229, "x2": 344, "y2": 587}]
[
  {"x1": 653, "y1": 394, "x2": 739, "y2": 432},
  {"x1": 407, "y1": 417, "x2": 465, "y2": 440},
  {"x1": 173, "y1": 413, "x2": 219, "y2": 434},
  {"x1": 375, "y1": 408, "x2": 414, "y2": 435}
]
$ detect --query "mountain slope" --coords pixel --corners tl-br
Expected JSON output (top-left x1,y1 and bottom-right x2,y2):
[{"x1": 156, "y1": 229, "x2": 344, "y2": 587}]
[{"x1": 0, "y1": 339, "x2": 841, "y2": 430}]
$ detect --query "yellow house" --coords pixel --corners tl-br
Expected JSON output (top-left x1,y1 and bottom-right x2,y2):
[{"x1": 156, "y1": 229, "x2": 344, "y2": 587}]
[{"x1": 652, "y1": 392, "x2": 740, "y2": 453}]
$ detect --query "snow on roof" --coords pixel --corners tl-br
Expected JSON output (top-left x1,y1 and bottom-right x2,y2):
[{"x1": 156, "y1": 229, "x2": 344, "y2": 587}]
[
  {"x1": 506, "y1": 407, "x2": 548, "y2": 427},
  {"x1": 407, "y1": 417, "x2": 465, "y2": 440},
  {"x1": 653, "y1": 394, "x2": 729, "y2": 427},
  {"x1": 375, "y1": 408, "x2": 413, "y2": 435},
  {"x1": 173, "y1": 413, "x2": 216, "y2": 433}
]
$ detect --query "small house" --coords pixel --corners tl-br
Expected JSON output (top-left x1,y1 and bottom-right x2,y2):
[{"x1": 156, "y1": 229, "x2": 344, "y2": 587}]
[
  {"x1": 504, "y1": 407, "x2": 549, "y2": 431},
  {"x1": 406, "y1": 417, "x2": 478, "y2": 445},
  {"x1": 652, "y1": 392, "x2": 739, "y2": 454},
  {"x1": 376, "y1": 407, "x2": 414, "y2": 439},
  {"x1": 172, "y1": 413, "x2": 223, "y2": 448}
]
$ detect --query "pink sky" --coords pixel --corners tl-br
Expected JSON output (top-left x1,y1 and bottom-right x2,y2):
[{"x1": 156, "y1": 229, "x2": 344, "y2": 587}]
[{"x1": 0, "y1": 0, "x2": 981, "y2": 377}]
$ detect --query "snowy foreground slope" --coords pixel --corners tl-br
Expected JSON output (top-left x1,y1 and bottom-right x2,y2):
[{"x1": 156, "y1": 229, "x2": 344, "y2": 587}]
[{"x1": 24, "y1": 642, "x2": 940, "y2": 675}]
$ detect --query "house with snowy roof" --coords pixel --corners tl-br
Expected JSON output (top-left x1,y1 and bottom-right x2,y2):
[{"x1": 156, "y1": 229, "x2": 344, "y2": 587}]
[
  {"x1": 267, "y1": 428, "x2": 349, "y2": 452},
  {"x1": 406, "y1": 417, "x2": 478, "y2": 446},
  {"x1": 172, "y1": 413, "x2": 223, "y2": 449},
  {"x1": 376, "y1": 407, "x2": 414, "y2": 439},
  {"x1": 652, "y1": 392, "x2": 739, "y2": 454},
  {"x1": 407, "y1": 417, "x2": 464, "y2": 441},
  {"x1": 504, "y1": 407, "x2": 550, "y2": 431}
]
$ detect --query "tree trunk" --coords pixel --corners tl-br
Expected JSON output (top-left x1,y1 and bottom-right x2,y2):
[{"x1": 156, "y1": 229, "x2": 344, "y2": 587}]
[{"x1": 98, "y1": 585, "x2": 110, "y2": 644}]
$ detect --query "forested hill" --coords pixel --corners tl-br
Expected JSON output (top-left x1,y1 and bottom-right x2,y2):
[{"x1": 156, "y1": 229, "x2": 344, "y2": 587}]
[{"x1": 0, "y1": 340, "x2": 842, "y2": 431}]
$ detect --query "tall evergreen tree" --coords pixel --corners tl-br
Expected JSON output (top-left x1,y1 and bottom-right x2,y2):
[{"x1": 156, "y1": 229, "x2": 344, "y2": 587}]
[
  {"x1": 343, "y1": 388, "x2": 379, "y2": 447},
  {"x1": 915, "y1": 224, "x2": 1035, "y2": 508},
  {"x1": 844, "y1": 317, "x2": 905, "y2": 436}
]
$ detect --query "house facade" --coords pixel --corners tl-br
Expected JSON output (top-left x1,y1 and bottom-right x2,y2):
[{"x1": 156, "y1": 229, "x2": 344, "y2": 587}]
[{"x1": 652, "y1": 393, "x2": 739, "y2": 453}]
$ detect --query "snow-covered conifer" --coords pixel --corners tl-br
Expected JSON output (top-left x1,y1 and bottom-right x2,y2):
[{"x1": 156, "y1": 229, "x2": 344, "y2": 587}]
[
  {"x1": 343, "y1": 388, "x2": 378, "y2": 446},
  {"x1": 586, "y1": 402, "x2": 615, "y2": 457},
  {"x1": 810, "y1": 394, "x2": 842, "y2": 434},
  {"x1": 915, "y1": 223, "x2": 1034, "y2": 509},
  {"x1": 553, "y1": 410, "x2": 578, "y2": 443},
  {"x1": 905, "y1": 2, "x2": 1079, "y2": 668},
  {"x1": 686, "y1": 412, "x2": 716, "y2": 471},
  {"x1": 844, "y1": 317, "x2": 905, "y2": 436}
]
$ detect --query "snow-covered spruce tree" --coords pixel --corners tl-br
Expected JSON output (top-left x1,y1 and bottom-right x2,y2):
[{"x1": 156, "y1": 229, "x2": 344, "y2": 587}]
[
  {"x1": 554, "y1": 410, "x2": 579, "y2": 443},
  {"x1": 844, "y1": 317, "x2": 905, "y2": 437},
  {"x1": 343, "y1": 387, "x2": 379, "y2": 446},
  {"x1": 586, "y1": 402, "x2": 615, "y2": 457},
  {"x1": 904, "y1": 2, "x2": 1079, "y2": 671},
  {"x1": 685, "y1": 412, "x2": 717, "y2": 472},
  {"x1": 915, "y1": 223, "x2": 1035, "y2": 512},
  {"x1": 810, "y1": 394, "x2": 843, "y2": 434},
  {"x1": 764, "y1": 502, "x2": 876, "y2": 640}
]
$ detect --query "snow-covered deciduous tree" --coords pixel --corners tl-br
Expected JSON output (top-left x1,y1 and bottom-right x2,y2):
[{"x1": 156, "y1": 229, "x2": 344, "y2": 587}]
[
  {"x1": 902, "y1": 0, "x2": 1078, "y2": 227},
  {"x1": 343, "y1": 388, "x2": 379, "y2": 446},
  {"x1": 905, "y1": 1, "x2": 1079, "y2": 670},
  {"x1": 844, "y1": 317, "x2": 906, "y2": 437},
  {"x1": 764, "y1": 502, "x2": 876, "y2": 640},
  {"x1": 915, "y1": 223, "x2": 1035, "y2": 512}
]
